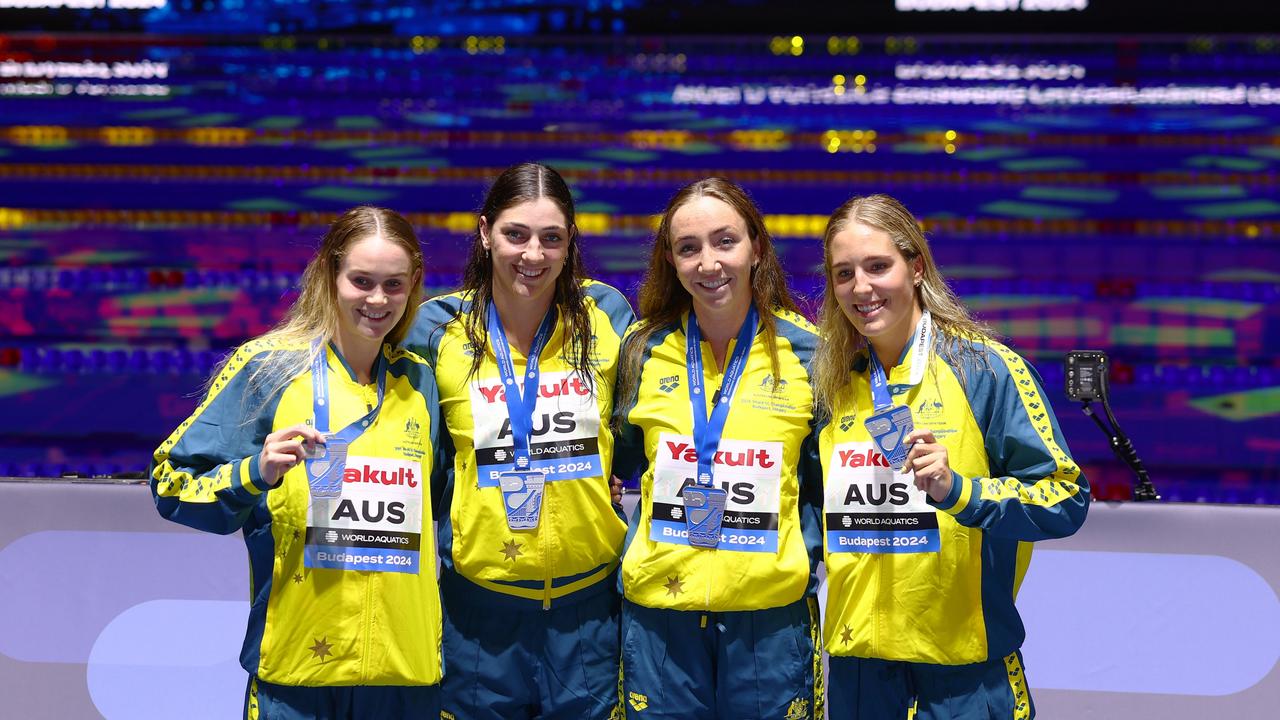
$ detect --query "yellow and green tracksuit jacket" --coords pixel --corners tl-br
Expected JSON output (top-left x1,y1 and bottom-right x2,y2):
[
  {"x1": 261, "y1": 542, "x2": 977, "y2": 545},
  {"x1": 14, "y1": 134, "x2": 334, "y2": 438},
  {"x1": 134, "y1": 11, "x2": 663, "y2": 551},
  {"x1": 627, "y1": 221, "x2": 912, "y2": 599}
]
[
  {"x1": 150, "y1": 338, "x2": 446, "y2": 687},
  {"x1": 613, "y1": 308, "x2": 823, "y2": 611},
  {"x1": 406, "y1": 281, "x2": 635, "y2": 609},
  {"x1": 818, "y1": 335, "x2": 1089, "y2": 665}
]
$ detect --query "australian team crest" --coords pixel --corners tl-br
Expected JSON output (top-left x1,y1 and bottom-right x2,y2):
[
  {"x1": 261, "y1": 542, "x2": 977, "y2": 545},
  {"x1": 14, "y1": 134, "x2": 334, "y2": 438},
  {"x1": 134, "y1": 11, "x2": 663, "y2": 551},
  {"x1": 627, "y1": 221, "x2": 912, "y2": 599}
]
[
  {"x1": 916, "y1": 398, "x2": 944, "y2": 424},
  {"x1": 759, "y1": 374, "x2": 789, "y2": 393},
  {"x1": 403, "y1": 417, "x2": 422, "y2": 443}
]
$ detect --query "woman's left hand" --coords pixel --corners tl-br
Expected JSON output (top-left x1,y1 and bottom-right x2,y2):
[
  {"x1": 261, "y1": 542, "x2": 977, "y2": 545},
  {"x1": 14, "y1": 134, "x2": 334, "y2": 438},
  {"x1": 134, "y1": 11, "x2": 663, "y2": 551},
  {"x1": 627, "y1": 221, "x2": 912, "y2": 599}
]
[{"x1": 901, "y1": 428, "x2": 953, "y2": 503}]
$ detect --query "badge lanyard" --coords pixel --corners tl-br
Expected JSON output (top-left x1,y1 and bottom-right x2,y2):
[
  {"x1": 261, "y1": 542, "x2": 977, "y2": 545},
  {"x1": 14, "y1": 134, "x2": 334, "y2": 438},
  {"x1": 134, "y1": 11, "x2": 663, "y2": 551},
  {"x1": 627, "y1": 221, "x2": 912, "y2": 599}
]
[
  {"x1": 867, "y1": 311, "x2": 932, "y2": 410},
  {"x1": 686, "y1": 304, "x2": 759, "y2": 487},
  {"x1": 305, "y1": 339, "x2": 387, "y2": 496},
  {"x1": 487, "y1": 300, "x2": 558, "y2": 471}
]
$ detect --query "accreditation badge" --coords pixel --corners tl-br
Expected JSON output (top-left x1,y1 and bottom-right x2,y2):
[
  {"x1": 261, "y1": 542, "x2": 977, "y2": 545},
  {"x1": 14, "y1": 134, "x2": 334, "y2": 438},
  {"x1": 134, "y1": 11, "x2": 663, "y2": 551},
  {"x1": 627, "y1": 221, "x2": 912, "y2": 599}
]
[
  {"x1": 681, "y1": 482, "x2": 726, "y2": 549},
  {"x1": 651, "y1": 434, "x2": 783, "y2": 553},
  {"x1": 500, "y1": 468, "x2": 547, "y2": 531},
  {"x1": 468, "y1": 370, "x2": 604, "y2": 486},
  {"x1": 824, "y1": 440, "x2": 940, "y2": 554},
  {"x1": 304, "y1": 455, "x2": 424, "y2": 573}
]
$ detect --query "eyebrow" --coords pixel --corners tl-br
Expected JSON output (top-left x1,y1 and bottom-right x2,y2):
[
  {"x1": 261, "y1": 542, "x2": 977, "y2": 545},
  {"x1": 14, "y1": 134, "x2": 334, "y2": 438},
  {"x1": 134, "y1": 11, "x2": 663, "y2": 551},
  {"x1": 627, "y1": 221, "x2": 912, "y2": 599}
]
[
  {"x1": 500, "y1": 221, "x2": 567, "y2": 232},
  {"x1": 346, "y1": 267, "x2": 410, "y2": 277},
  {"x1": 831, "y1": 255, "x2": 893, "y2": 268},
  {"x1": 836, "y1": 254, "x2": 894, "y2": 263},
  {"x1": 675, "y1": 225, "x2": 737, "y2": 243}
]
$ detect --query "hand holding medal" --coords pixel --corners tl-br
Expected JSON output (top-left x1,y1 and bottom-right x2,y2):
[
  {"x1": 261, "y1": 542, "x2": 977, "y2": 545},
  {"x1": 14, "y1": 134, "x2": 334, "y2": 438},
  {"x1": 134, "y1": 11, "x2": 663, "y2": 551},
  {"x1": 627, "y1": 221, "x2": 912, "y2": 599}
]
[
  {"x1": 901, "y1": 427, "x2": 953, "y2": 503},
  {"x1": 258, "y1": 423, "x2": 327, "y2": 488}
]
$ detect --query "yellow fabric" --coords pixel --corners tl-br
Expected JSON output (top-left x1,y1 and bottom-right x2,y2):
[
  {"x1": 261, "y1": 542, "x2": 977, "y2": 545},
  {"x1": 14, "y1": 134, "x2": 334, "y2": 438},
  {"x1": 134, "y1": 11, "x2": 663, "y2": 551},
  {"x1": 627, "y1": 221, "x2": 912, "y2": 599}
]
[
  {"x1": 821, "y1": 351, "x2": 991, "y2": 665},
  {"x1": 621, "y1": 309, "x2": 817, "y2": 612},
  {"x1": 153, "y1": 341, "x2": 444, "y2": 686},
  {"x1": 427, "y1": 289, "x2": 629, "y2": 605}
]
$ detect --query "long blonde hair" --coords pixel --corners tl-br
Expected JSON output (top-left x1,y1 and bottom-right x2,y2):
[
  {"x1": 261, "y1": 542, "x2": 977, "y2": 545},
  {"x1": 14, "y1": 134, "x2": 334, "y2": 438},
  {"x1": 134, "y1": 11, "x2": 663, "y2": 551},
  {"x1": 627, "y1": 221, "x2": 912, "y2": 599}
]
[
  {"x1": 617, "y1": 177, "x2": 800, "y2": 407},
  {"x1": 812, "y1": 194, "x2": 993, "y2": 418},
  {"x1": 214, "y1": 206, "x2": 425, "y2": 407}
]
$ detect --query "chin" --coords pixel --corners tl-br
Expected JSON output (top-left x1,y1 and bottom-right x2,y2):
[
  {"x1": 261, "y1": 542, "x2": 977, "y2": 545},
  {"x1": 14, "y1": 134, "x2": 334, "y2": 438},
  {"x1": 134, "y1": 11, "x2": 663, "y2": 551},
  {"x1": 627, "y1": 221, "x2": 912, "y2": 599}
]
[{"x1": 522, "y1": 283, "x2": 555, "y2": 300}]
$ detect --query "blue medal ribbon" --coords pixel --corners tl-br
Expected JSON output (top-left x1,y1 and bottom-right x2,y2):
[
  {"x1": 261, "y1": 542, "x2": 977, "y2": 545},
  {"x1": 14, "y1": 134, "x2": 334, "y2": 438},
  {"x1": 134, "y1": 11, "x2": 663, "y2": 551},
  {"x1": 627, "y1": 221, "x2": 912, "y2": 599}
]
[
  {"x1": 686, "y1": 304, "x2": 759, "y2": 487},
  {"x1": 306, "y1": 339, "x2": 387, "y2": 485},
  {"x1": 487, "y1": 300, "x2": 558, "y2": 470},
  {"x1": 867, "y1": 311, "x2": 932, "y2": 410},
  {"x1": 867, "y1": 350, "x2": 893, "y2": 412}
]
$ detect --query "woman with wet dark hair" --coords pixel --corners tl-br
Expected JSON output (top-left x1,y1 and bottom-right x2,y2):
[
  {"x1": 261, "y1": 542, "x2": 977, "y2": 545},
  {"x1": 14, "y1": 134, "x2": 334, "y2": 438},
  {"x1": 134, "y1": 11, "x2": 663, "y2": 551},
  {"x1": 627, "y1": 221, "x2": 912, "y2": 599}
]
[{"x1": 407, "y1": 162, "x2": 634, "y2": 720}]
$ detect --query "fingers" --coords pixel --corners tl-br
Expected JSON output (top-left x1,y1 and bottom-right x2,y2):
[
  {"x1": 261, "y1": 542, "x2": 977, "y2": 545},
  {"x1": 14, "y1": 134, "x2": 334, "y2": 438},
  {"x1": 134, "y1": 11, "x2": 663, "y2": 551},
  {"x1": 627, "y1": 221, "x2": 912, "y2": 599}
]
[
  {"x1": 902, "y1": 436, "x2": 950, "y2": 494},
  {"x1": 259, "y1": 424, "x2": 325, "y2": 488},
  {"x1": 266, "y1": 423, "x2": 326, "y2": 446},
  {"x1": 899, "y1": 427, "x2": 937, "y2": 472},
  {"x1": 902, "y1": 428, "x2": 937, "y2": 446}
]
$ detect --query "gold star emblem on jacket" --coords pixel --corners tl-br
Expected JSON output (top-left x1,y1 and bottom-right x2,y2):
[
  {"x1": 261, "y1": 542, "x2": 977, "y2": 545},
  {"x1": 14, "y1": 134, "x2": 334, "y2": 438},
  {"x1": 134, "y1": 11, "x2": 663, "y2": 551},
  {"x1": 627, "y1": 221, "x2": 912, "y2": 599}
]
[
  {"x1": 839, "y1": 625, "x2": 853, "y2": 645},
  {"x1": 309, "y1": 637, "x2": 333, "y2": 662},
  {"x1": 663, "y1": 575, "x2": 684, "y2": 597},
  {"x1": 501, "y1": 539, "x2": 523, "y2": 561}
]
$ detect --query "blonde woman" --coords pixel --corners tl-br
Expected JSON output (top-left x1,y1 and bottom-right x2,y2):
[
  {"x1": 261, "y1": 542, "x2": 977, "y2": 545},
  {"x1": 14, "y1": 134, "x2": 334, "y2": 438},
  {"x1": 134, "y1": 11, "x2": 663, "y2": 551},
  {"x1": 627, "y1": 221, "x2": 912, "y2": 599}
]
[
  {"x1": 151, "y1": 207, "x2": 446, "y2": 719},
  {"x1": 812, "y1": 194, "x2": 1089, "y2": 720}
]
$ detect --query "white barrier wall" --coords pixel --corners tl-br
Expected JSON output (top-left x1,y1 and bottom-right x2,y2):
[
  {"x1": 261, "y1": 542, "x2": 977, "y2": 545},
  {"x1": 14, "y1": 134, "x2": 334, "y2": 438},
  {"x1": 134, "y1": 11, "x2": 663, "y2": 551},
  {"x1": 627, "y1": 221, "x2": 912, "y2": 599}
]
[{"x1": 0, "y1": 479, "x2": 1277, "y2": 718}]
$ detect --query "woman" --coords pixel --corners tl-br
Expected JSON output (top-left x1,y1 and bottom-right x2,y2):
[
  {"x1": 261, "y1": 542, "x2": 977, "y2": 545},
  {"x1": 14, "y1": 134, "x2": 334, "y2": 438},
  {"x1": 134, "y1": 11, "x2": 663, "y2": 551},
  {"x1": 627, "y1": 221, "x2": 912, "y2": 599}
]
[
  {"x1": 150, "y1": 206, "x2": 446, "y2": 718},
  {"x1": 613, "y1": 178, "x2": 823, "y2": 720},
  {"x1": 812, "y1": 194, "x2": 1089, "y2": 719},
  {"x1": 406, "y1": 162, "x2": 634, "y2": 720}
]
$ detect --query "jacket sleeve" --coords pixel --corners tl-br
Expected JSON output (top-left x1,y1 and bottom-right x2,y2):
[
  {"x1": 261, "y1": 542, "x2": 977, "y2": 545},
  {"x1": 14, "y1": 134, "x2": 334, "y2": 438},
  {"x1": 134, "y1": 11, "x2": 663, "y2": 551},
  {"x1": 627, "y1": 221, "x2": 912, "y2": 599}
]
[
  {"x1": 585, "y1": 279, "x2": 637, "y2": 344},
  {"x1": 929, "y1": 342, "x2": 1090, "y2": 542},
  {"x1": 405, "y1": 293, "x2": 465, "y2": 370},
  {"x1": 798, "y1": 417, "x2": 826, "y2": 594},
  {"x1": 149, "y1": 346, "x2": 281, "y2": 535},
  {"x1": 610, "y1": 329, "x2": 648, "y2": 486},
  {"x1": 430, "y1": 391, "x2": 455, "y2": 518}
]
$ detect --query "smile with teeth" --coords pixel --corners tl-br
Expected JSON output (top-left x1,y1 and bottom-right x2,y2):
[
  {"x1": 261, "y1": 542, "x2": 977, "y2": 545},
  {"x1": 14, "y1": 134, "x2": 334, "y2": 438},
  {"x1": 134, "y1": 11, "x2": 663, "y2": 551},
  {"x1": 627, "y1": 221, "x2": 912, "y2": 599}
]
[
  {"x1": 856, "y1": 300, "x2": 887, "y2": 314},
  {"x1": 359, "y1": 309, "x2": 390, "y2": 320},
  {"x1": 515, "y1": 266, "x2": 547, "y2": 279},
  {"x1": 696, "y1": 278, "x2": 729, "y2": 290}
]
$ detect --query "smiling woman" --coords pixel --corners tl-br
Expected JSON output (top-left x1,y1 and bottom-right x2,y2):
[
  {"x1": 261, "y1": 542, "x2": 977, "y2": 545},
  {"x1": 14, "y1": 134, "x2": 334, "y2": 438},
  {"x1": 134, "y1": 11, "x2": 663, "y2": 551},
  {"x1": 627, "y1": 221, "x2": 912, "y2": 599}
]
[
  {"x1": 611, "y1": 177, "x2": 823, "y2": 720},
  {"x1": 149, "y1": 206, "x2": 450, "y2": 719},
  {"x1": 333, "y1": 232, "x2": 415, "y2": 382},
  {"x1": 811, "y1": 194, "x2": 1090, "y2": 720},
  {"x1": 406, "y1": 163, "x2": 635, "y2": 720}
]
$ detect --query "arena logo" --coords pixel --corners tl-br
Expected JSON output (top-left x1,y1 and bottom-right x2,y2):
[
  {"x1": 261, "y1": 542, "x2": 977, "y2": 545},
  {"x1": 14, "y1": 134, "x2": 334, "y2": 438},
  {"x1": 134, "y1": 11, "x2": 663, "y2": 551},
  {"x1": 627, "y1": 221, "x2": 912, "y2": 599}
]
[
  {"x1": 343, "y1": 464, "x2": 418, "y2": 488},
  {"x1": 476, "y1": 376, "x2": 591, "y2": 404},
  {"x1": 664, "y1": 440, "x2": 776, "y2": 469}
]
